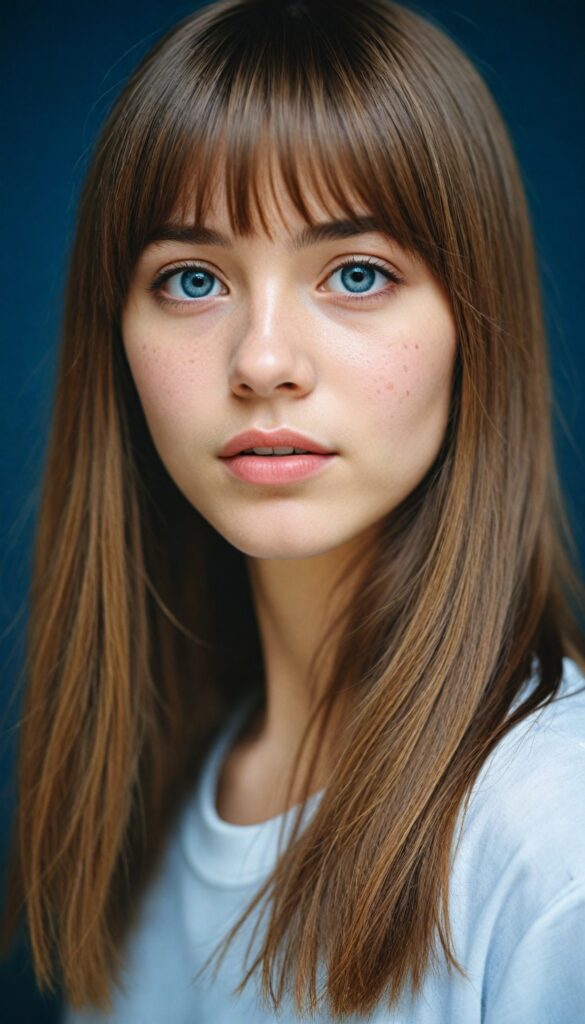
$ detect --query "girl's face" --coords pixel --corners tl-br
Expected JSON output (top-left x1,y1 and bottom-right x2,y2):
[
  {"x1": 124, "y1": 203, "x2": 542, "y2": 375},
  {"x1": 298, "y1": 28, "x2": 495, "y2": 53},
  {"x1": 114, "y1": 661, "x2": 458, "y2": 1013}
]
[{"x1": 122, "y1": 176, "x2": 457, "y2": 560}]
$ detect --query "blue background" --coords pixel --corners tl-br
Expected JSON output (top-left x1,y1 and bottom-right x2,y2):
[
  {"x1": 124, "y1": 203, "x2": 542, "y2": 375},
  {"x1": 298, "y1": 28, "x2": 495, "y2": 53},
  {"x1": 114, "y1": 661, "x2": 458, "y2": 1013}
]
[{"x1": 1, "y1": 1, "x2": 584, "y2": 1019}]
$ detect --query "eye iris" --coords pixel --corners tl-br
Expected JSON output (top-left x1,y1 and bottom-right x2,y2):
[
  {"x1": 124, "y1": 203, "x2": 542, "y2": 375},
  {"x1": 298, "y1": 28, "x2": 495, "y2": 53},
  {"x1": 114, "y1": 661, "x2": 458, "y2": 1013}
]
[
  {"x1": 171, "y1": 264, "x2": 380, "y2": 299},
  {"x1": 180, "y1": 269, "x2": 213, "y2": 298},
  {"x1": 341, "y1": 265, "x2": 376, "y2": 294}
]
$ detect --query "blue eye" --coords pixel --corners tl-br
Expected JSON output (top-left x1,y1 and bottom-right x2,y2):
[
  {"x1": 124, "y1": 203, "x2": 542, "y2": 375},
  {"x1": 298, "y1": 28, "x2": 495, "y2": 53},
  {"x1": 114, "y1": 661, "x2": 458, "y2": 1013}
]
[
  {"x1": 149, "y1": 256, "x2": 401, "y2": 307},
  {"x1": 328, "y1": 259, "x2": 397, "y2": 297},
  {"x1": 164, "y1": 267, "x2": 221, "y2": 300}
]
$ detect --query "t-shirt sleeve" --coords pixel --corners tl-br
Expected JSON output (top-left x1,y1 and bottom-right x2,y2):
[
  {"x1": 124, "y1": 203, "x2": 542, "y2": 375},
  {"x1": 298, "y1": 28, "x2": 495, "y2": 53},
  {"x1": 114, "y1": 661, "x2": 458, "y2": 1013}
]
[
  {"x1": 483, "y1": 881, "x2": 585, "y2": 1024},
  {"x1": 460, "y1": 670, "x2": 585, "y2": 1024}
]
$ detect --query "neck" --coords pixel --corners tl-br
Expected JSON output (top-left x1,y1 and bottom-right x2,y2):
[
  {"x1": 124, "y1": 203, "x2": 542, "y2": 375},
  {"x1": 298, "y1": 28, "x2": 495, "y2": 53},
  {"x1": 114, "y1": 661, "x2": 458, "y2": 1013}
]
[{"x1": 243, "y1": 528, "x2": 375, "y2": 777}]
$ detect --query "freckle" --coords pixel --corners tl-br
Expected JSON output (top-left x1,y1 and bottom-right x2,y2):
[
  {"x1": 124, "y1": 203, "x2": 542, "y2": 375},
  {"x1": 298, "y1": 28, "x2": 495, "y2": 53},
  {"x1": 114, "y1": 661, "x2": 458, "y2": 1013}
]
[
  {"x1": 415, "y1": 344, "x2": 419, "y2": 350},
  {"x1": 406, "y1": 390, "x2": 411, "y2": 396},
  {"x1": 403, "y1": 365, "x2": 408, "y2": 372}
]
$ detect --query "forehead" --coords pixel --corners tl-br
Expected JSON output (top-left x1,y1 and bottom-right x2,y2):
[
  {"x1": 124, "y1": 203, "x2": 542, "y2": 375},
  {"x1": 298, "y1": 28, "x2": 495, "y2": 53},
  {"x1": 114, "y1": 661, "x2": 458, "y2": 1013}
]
[
  {"x1": 162, "y1": 165, "x2": 418, "y2": 261},
  {"x1": 140, "y1": 159, "x2": 430, "y2": 272},
  {"x1": 169, "y1": 146, "x2": 372, "y2": 239},
  {"x1": 136, "y1": 141, "x2": 428, "y2": 271}
]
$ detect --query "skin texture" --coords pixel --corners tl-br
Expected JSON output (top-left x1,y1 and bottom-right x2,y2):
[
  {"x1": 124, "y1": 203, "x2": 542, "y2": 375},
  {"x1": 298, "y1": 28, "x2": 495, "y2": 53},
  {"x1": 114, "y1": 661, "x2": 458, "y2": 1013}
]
[{"x1": 121, "y1": 175, "x2": 457, "y2": 822}]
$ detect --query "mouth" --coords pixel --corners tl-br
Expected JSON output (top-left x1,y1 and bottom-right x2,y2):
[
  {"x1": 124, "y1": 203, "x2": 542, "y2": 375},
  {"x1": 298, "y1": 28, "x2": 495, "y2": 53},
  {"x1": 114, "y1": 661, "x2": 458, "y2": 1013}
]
[
  {"x1": 219, "y1": 429, "x2": 336, "y2": 459},
  {"x1": 237, "y1": 446, "x2": 317, "y2": 457},
  {"x1": 220, "y1": 449, "x2": 337, "y2": 485}
]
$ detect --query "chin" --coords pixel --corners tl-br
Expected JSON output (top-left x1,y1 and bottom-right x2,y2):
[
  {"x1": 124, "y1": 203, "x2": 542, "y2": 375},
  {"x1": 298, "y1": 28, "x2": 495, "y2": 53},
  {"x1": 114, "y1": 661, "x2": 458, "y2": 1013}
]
[
  {"x1": 208, "y1": 518, "x2": 332, "y2": 559},
  {"x1": 228, "y1": 536, "x2": 338, "y2": 561},
  {"x1": 216, "y1": 515, "x2": 368, "y2": 562}
]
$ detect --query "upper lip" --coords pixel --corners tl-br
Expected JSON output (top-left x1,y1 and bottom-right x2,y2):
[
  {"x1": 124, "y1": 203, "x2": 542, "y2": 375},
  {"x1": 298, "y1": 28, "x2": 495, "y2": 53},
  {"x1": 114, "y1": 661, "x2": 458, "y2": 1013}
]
[{"x1": 219, "y1": 428, "x2": 336, "y2": 458}]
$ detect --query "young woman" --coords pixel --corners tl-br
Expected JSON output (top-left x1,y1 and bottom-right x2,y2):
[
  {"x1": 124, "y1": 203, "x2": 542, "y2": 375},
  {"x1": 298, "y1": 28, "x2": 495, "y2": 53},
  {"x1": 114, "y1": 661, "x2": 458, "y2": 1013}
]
[{"x1": 2, "y1": 0, "x2": 584, "y2": 1021}]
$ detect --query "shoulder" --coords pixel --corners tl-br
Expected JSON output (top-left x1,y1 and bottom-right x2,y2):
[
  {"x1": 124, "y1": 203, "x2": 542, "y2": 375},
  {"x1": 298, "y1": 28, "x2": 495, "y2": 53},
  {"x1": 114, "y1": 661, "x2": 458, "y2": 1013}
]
[
  {"x1": 455, "y1": 658, "x2": 585, "y2": 898},
  {"x1": 447, "y1": 658, "x2": 585, "y2": 980},
  {"x1": 468, "y1": 657, "x2": 585, "y2": 831},
  {"x1": 448, "y1": 658, "x2": 585, "y2": 1021}
]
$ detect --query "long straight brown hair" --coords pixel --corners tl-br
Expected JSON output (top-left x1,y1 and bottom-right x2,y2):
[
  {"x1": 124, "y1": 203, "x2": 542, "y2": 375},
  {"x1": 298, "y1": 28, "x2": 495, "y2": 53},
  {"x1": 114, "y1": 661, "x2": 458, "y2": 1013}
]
[{"x1": 2, "y1": 0, "x2": 585, "y2": 1016}]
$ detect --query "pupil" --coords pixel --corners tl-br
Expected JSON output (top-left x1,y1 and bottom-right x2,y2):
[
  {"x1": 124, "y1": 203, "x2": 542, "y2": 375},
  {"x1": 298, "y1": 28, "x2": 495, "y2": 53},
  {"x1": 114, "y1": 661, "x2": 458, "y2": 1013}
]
[
  {"x1": 341, "y1": 265, "x2": 375, "y2": 294},
  {"x1": 181, "y1": 269, "x2": 213, "y2": 297}
]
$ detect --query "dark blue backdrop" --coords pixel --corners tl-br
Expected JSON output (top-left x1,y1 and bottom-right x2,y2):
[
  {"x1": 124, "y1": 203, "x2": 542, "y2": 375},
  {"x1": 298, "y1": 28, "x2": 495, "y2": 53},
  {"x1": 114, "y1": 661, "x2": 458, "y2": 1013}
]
[{"x1": 1, "y1": 1, "x2": 584, "y2": 1020}]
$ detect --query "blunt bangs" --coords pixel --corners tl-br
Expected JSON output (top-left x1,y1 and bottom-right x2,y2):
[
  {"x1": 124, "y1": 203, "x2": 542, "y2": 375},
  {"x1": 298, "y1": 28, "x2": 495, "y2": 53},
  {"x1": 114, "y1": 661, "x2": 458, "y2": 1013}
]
[{"x1": 105, "y1": 0, "x2": 459, "y2": 305}]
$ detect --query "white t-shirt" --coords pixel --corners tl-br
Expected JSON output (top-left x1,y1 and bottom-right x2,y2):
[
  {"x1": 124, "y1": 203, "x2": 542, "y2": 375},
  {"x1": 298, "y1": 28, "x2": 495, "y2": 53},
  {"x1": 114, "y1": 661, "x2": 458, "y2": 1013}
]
[{"x1": 62, "y1": 658, "x2": 585, "y2": 1023}]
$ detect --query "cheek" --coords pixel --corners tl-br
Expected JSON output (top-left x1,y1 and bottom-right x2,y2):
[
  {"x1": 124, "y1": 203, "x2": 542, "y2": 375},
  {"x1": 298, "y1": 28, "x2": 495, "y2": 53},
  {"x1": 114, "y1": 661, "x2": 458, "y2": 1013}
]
[
  {"x1": 377, "y1": 343, "x2": 451, "y2": 407},
  {"x1": 122, "y1": 319, "x2": 216, "y2": 440},
  {"x1": 363, "y1": 327, "x2": 456, "y2": 461}
]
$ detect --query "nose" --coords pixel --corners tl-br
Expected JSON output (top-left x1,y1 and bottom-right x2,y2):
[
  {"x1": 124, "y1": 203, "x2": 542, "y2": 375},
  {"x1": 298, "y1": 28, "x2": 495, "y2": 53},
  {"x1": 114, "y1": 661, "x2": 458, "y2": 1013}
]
[{"x1": 228, "y1": 280, "x2": 316, "y2": 400}]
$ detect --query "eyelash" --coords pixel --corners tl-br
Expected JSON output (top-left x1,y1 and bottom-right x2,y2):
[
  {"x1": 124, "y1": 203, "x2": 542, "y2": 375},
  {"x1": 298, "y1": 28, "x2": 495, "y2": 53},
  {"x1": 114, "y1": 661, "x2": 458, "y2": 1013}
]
[{"x1": 147, "y1": 256, "x2": 403, "y2": 309}]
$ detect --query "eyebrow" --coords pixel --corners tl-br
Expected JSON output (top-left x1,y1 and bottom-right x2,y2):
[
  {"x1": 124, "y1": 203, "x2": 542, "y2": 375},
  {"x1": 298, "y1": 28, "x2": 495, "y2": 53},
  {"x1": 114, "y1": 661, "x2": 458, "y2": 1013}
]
[{"x1": 144, "y1": 215, "x2": 392, "y2": 253}]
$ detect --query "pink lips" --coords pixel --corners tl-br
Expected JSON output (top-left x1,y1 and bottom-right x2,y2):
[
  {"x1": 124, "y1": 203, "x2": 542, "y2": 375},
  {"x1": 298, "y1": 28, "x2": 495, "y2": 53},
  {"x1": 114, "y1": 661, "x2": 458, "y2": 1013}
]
[
  {"x1": 219, "y1": 427, "x2": 335, "y2": 459},
  {"x1": 218, "y1": 427, "x2": 338, "y2": 485},
  {"x1": 222, "y1": 452, "x2": 336, "y2": 485}
]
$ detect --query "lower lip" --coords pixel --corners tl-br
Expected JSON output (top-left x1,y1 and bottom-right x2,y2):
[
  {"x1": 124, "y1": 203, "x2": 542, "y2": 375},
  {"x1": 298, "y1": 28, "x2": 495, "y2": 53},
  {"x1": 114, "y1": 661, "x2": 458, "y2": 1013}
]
[{"x1": 220, "y1": 453, "x2": 337, "y2": 484}]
